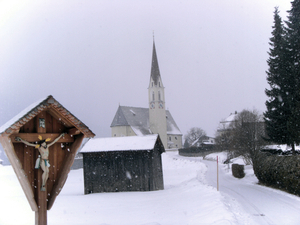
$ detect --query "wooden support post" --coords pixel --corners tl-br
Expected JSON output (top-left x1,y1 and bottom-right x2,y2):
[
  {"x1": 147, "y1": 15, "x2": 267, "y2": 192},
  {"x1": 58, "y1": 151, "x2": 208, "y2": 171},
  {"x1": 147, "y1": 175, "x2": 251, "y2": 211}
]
[
  {"x1": 35, "y1": 175, "x2": 47, "y2": 225},
  {"x1": 35, "y1": 113, "x2": 48, "y2": 225},
  {"x1": 217, "y1": 156, "x2": 219, "y2": 191}
]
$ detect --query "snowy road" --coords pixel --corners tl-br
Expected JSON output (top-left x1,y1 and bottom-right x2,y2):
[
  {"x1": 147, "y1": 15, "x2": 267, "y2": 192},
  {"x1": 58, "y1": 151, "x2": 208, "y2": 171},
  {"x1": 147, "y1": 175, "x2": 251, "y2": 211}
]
[{"x1": 202, "y1": 159, "x2": 300, "y2": 225}]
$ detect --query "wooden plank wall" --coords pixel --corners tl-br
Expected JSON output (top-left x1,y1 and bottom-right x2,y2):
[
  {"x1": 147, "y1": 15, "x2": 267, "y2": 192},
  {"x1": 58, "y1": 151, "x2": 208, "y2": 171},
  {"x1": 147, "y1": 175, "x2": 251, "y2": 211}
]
[
  {"x1": 13, "y1": 111, "x2": 68, "y2": 202},
  {"x1": 83, "y1": 149, "x2": 164, "y2": 194}
]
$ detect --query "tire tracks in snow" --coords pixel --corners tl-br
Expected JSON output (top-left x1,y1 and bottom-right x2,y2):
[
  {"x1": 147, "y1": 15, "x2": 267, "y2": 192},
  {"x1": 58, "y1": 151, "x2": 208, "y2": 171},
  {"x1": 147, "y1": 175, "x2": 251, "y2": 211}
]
[{"x1": 202, "y1": 159, "x2": 300, "y2": 225}]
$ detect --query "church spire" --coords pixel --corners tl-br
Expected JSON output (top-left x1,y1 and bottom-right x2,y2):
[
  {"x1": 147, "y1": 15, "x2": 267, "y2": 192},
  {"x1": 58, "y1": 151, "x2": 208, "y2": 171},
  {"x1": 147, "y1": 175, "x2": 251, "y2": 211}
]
[{"x1": 150, "y1": 40, "x2": 161, "y2": 86}]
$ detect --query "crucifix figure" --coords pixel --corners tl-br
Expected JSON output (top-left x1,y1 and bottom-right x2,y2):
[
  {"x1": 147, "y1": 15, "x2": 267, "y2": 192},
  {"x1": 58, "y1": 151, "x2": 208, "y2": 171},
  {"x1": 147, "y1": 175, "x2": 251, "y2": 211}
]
[{"x1": 16, "y1": 133, "x2": 65, "y2": 191}]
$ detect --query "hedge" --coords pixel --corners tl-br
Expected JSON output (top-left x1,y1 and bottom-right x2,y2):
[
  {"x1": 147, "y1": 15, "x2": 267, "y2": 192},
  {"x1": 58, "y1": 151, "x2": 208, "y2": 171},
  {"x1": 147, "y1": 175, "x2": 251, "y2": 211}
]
[
  {"x1": 253, "y1": 153, "x2": 300, "y2": 196},
  {"x1": 178, "y1": 146, "x2": 215, "y2": 157}
]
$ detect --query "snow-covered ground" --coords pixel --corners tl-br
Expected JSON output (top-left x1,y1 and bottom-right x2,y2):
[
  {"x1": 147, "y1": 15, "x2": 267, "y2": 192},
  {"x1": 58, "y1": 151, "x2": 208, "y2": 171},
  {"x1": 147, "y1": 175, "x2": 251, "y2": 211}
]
[{"x1": 1, "y1": 152, "x2": 300, "y2": 225}]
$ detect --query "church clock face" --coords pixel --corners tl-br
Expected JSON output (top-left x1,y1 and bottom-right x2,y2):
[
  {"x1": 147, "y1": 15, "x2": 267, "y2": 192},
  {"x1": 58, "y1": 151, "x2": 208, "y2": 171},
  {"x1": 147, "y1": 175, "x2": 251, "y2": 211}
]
[
  {"x1": 150, "y1": 103, "x2": 155, "y2": 109},
  {"x1": 159, "y1": 103, "x2": 163, "y2": 109}
]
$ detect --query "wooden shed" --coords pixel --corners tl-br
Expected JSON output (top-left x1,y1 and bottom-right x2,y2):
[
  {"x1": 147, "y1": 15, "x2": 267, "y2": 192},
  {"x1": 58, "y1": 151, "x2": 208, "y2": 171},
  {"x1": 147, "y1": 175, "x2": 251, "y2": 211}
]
[
  {"x1": 80, "y1": 134, "x2": 165, "y2": 194},
  {"x1": 0, "y1": 95, "x2": 95, "y2": 225}
]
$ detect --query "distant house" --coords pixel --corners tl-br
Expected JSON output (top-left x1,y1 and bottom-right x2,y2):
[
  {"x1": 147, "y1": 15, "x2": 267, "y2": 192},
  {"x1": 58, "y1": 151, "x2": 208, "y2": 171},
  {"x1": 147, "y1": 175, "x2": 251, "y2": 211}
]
[
  {"x1": 190, "y1": 136, "x2": 215, "y2": 149},
  {"x1": 216, "y1": 111, "x2": 238, "y2": 135},
  {"x1": 80, "y1": 134, "x2": 165, "y2": 194},
  {"x1": 201, "y1": 136, "x2": 216, "y2": 146},
  {"x1": 110, "y1": 40, "x2": 182, "y2": 150}
]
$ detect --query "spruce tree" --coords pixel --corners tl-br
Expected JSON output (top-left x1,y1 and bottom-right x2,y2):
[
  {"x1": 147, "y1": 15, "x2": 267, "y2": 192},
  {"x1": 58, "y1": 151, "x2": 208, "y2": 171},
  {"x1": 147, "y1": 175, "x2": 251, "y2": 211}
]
[
  {"x1": 264, "y1": 7, "x2": 288, "y2": 146},
  {"x1": 264, "y1": 2, "x2": 300, "y2": 154},
  {"x1": 284, "y1": 0, "x2": 300, "y2": 153}
]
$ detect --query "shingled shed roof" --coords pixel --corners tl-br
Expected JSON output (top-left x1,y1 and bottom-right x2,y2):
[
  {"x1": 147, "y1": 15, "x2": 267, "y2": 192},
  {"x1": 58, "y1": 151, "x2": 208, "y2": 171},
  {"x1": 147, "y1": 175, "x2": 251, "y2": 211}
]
[{"x1": 0, "y1": 95, "x2": 95, "y2": 138}]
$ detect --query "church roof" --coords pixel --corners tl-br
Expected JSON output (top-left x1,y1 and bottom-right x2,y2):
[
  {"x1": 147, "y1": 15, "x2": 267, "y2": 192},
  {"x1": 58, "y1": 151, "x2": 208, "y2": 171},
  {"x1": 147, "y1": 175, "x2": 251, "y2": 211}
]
[
  {"x1": 150, "y1": 41, "x2": 161, "y2": 86},
  {"x1": 110, "y1": 106, "x2": 182, "y2": 136}
]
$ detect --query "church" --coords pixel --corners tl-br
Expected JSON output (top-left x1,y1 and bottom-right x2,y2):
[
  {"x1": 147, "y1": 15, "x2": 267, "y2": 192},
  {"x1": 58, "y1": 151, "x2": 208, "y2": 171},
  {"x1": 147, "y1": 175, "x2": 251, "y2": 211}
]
[{"x1": 110, "y1": 40, "x2": 182, "y2": 149}]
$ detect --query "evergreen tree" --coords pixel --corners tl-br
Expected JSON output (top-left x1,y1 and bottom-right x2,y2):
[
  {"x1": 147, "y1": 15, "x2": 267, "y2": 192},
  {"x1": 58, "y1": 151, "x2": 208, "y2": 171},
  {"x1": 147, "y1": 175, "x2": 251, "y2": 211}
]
[
  {"x1": 264, "y1": 2, "x2": 300, "y2": 154},
  {"x1": 264, "y1": 7, "x2": 288, "y2": 145},
  {"x1": 284, "y1": 0, "x2": 300, "y2": 153}
]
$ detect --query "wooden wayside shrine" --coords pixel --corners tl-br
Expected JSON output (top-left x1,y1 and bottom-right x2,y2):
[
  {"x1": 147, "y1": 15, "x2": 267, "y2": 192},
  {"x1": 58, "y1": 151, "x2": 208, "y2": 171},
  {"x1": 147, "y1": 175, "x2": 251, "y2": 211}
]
[{"x1": 0, "y1": 95, "x2": 95, "y2": 225}]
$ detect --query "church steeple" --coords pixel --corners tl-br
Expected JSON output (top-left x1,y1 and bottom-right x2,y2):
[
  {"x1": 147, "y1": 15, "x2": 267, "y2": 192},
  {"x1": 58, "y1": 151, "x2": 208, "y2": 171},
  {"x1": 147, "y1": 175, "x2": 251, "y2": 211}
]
[
  {"x1": 148, "y1": 39, "x2": 167, "y2": 149},
  {"x1": 150, "y1": 40, "x2": 162, "y2": 86}
]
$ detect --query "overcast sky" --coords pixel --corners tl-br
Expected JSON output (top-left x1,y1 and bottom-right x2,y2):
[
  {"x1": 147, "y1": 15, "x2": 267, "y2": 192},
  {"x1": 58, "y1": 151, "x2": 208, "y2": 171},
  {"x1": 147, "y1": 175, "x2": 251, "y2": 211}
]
[{"x1": 0, "y1": 0, "x2": 292, "y2": 139}]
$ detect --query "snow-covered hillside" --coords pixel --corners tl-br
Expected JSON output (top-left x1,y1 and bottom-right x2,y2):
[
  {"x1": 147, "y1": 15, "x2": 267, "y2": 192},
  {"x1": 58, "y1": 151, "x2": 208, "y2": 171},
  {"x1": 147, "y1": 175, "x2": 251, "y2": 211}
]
[{"x1": 1, "y1": 152, "x2": 300, "y2": 225}]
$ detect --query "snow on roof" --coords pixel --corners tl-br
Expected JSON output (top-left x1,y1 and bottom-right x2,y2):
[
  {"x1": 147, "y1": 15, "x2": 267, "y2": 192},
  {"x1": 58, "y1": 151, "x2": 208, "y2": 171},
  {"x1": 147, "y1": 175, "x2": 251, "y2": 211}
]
[
  {"x1": 264, "y1": 144, "x2": 300, "y2": 151},
  {"x1": 80, "y1": 134, "x2": 160, "y2": 153},
  {"x1": 131, "y1": 126, "x2": 150, "y2": 136},
  {"x1": 224, "y1": 113, "x2": 237, "y2": 123},
  {"x1": 0, "y1": 95, "x2": 95, "y2": 137},
  {"x1": 217, "y1": 112, "x2": 238, "y2": 131},
  {"x1": 0, "y1": 96, "x2": 48, "y2": 134},
  {"x1": 167, "y1": 122, "x2": 181, "y2": 135},
  {"x1": 129, "y1": 109, "x2": 136, "y2": 115}
]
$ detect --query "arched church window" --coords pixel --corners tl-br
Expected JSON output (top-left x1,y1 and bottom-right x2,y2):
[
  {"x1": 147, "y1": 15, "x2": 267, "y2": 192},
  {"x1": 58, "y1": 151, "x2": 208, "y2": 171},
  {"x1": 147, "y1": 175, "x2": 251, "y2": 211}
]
[
  {"x1": 152, "y1": 91, "x2": 155, "y2": 101},
  {"x1": 158, "y1": 91, "x2": 161, "y2": 101}
]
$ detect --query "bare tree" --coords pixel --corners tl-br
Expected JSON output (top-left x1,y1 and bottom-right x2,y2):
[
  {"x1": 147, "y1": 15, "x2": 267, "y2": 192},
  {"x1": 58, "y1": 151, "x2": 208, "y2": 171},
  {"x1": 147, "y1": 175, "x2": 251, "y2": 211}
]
[
  {"x1": 184, "y1": 127, "x2": 207, "y2": 147},
  {"x1": 215, "y1": 109, "x2": 266, "y2": 164},
  {"x1": 229, "y1": 109, "x2": 266, "y2": 164}
]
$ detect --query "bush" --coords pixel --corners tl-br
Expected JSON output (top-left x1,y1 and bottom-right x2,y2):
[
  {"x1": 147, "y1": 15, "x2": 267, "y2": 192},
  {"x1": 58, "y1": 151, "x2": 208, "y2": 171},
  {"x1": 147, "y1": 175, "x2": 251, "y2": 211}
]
[
  {"x1": 232, "y1": 164, "x2": 245, "y2": 178},
  {"x1": 253, "y1": 153, "x2": 300, "y2": 196}
]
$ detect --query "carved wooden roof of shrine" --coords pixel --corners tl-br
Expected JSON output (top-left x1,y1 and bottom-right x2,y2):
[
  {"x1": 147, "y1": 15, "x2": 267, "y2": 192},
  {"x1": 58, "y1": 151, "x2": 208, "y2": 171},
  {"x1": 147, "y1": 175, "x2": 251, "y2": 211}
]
[{"x1": 0, "y1": 95, "x2": 95, "y2": 138}]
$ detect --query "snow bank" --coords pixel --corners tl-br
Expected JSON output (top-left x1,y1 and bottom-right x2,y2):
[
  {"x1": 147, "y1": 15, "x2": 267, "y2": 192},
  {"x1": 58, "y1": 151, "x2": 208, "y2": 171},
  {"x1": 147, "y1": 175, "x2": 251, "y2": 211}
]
[
  {"x1": 0, "y1": 152, "x2": 239, "y2": 225},
  {"x1": 204, "y1": 151, "x2": 228, "y2": 163}
]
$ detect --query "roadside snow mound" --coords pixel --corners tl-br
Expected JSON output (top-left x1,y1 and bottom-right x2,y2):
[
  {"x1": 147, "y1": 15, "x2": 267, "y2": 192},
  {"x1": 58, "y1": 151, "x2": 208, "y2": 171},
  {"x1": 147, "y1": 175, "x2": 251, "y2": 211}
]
[
  {"x1": 204, "y1": 151, "x2": 228, "y2": 162},
  {"x1": 0, "y1": 152, "x2": 240, "y2": 225}
]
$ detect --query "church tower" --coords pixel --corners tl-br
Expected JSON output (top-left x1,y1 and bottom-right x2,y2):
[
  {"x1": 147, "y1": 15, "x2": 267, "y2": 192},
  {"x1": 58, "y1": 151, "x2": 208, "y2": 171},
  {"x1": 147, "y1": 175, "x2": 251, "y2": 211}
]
[{"x1": 148, "y1": 40, "x2": 168, "y2": 148}]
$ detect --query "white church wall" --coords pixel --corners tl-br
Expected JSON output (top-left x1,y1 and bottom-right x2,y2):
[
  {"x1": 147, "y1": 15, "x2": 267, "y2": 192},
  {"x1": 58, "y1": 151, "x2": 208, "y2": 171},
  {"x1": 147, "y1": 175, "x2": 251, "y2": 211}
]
[
  {"x1": 167, "y1": 134, "x2": 183, "y2": 149},
  {"x1": 111, "y1": 126, "x2": 136, "y2": 137}
]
